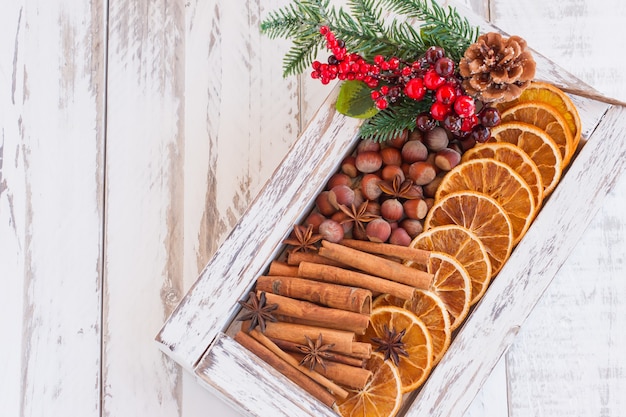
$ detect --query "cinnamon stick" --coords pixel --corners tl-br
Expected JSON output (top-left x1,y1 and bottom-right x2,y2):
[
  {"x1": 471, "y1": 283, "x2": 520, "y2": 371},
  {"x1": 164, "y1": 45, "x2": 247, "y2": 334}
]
[
  {"x1": 298, "y1": 261, "x2": 417, "y2": 301},
  {"x1": 256, "y1": 275, "x2": 372, "y2": 314},
  {"x1": 269, "y1": 337, "x2": 366, "y2": 368},
  {"x1": 340, "y1": 239, "x2": 431, "y2": 265},
  {"x1": 247, "y1": 329, "x2": 349, "y2": 399},
  {"x1": 268, "y1": 261, "x2": 299, "y2": 277},
  {"x1": 319, "y1": 240, "x2": 433, "y2": 289},
  {"x1": 290, "y1": 352, "x2": 372, "y2": 390},
  {"x1": 260, "y1": 292, "x2": 369, "y2": 335},
  {"x1": 288, "y1": 251, "x2": 346, "y2": 267},
  {"x1": 234, "y1": 331, "x2": 337, "y2": 407},
  {"x1": 262, "y1": 321, "x2": 358, "y2": 356}
]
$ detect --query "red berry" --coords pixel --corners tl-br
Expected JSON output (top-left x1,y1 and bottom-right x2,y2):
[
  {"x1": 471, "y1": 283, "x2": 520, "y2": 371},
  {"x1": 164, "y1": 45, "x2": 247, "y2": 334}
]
[
  {"x1": 374, "y1": 55, "x2": 385, "y2": 65},
  {"x1": 435, "y1": 84, "x2": 457, "y2": 105},
  {"x1": 430, "y1": 102, "x2": 450, "y2": 121},
  {"x1": 319, "y1": 26, "x2": 329, "y2": 35},
  {"x1": 434, "y1": 57, "x2": 455, "y2": 77},
  {"x1": 404, "y1": 78, "x2": 426, "y2": 100},
  {"x1": 470, "y1": 125, "x2": 491, "y2": 143},
  {"x1": 423, "y1": 69, "x2": 445, "y2": 90},
  {"x1": 388, "y1": 57, "x2": 400, "y2": 70},
  {"x1": 380, "y1": 86, "x2": 389, "y2": 95},
  {"x1": 416, "y1": 112, "x2": 437, "y2": 131},
  {"x1": 453, "y1": 95, "x2": 476, "y2": 118},
  {"x1": 401, "y1": 66, "x2": 412, "y2": 76},
  {"x1": 461, "y1": 114, "x2": 478, "y2": 132},
  {"x1": 425, "y1": 46, "x2": 445, "y2": 64},
  {"x1": 376, "y1": 98, "x2": 389, "y2": 110},
  {"x1": 371, "y1": 91, "x2": 381, "y2": 100},
  {"x1": 479, "y1": 107, "x2": 502, "y2": 127}
]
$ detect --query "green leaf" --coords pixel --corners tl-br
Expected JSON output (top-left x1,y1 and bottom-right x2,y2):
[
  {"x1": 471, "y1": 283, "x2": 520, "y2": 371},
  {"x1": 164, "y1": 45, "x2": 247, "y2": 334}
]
[{"x1": 336, "y1": 80, "x2": 379, "y2": 119}]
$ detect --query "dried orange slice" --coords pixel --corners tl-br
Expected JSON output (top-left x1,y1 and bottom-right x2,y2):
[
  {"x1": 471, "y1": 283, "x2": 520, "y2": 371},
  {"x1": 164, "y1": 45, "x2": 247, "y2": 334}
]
[
  {"x1": 425, "y1": 191, "x2": 513, "y2": 276},
  {"x1": 462, "y1": 142, "x2": 544, "y2": 212},
  {"x1": 362, "y1": 305, "x2": 433, "y2": 393},
  {"x1": 415, "y1": 252, "x2": 471, "y2": 331},
  {"x1": 372, "y1": 292, "x2": 451, "y2": 365},
  {"x1": 500, "y1": 101, "x2": 574, "y2": 166},
  {"x1": 491, "y1": 121, "x2": 563, "y2": 196},
  {"x1": 404, "y1": 291, "x2": 451, "y2": 364},
  {"x1": 334, "y1": 352, "x2": 402, "y2": 417},
  {"x1": 495, "y1": 81, "x2": 582, "y2": 153},
  {"x1": 408, "y1": 224, "x2": 492, "y2": 303},
  {"x1": 435, "y1": 158, "x2": 535, "y2": 245}
]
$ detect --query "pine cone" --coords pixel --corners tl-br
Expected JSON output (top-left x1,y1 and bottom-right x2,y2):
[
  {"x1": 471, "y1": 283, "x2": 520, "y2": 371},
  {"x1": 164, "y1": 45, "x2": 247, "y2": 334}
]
[{"x1": 459, "y1": 32, "x2": 536, "y2": 103}]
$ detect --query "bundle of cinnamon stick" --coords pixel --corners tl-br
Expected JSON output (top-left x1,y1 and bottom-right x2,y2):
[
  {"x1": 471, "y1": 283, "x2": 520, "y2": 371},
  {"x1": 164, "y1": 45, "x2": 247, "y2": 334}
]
[{"x1": 234, "y1": 239, "x2": 432, "y2": 408}]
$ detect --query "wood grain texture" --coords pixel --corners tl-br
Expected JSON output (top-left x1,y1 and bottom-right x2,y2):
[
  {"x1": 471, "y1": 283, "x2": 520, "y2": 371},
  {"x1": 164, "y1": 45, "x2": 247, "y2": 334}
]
[
  {"x1": 0, "y1": 1, "x2": 106, "y2": 416},
  {"x1": 103, "y1": 1, "x2": 186, "y2": 415}
]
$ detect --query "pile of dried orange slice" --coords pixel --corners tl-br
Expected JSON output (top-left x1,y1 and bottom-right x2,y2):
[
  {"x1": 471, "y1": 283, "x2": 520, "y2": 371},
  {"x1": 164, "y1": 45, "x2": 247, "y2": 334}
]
[{"x1": 334, "y1": 81, "x2": 580, "y2": 417}]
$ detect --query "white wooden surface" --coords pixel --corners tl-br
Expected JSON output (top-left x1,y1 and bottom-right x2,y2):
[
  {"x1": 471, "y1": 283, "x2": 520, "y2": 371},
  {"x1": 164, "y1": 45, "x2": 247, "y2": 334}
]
[{"x1": 1, "y1": 1, "x2": 625, "y2": 417}]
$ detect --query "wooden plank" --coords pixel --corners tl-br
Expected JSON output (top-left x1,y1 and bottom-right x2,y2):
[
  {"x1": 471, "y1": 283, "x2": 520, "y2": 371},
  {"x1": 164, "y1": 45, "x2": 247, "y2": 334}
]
[
  {"x1": 103, "y1": 0, "x2": 187, "y2": 415},
  {"x1": 506, "y1": 175, "x2": 626, "y2": 416},
  {"x1": 403, "y1": 104, "x2": 626, "y2": 417},
  {"x1": 0, "y1": 1, "x2": 105, "y2": 416}
]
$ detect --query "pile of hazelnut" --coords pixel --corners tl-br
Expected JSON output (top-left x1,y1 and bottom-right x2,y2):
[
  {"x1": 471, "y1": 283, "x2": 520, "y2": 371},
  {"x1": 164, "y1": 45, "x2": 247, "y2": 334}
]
[{"x1": 307, "y1": 127, "x2": 462, "y2": 246}]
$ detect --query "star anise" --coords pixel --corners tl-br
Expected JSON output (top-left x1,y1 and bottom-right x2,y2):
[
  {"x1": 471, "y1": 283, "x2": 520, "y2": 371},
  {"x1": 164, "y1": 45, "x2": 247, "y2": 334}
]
[
  {"x1": 371, "y1": 325, "x2": 409, "y2": 366},
  {"x1": 283, "y1": 224, "x2": 323, "y2": 253},
  {"x1": 237, "y1": 291, "x2": 278, "y2": 333},
  {"x1": 297, "y1": 333, "x2": 335, "y2": 371},
  {"x1": 338, "y1": 201, "x2": 379, "y2": 235},
  {"x1": 378, "y1": 175, "x2": 422, "y2": 200}
]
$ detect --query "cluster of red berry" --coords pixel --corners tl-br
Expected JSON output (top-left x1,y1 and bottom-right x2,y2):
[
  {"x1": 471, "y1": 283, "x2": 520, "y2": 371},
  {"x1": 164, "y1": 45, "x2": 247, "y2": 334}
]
[{"x1": 310, "y1": 27, "x2": 502, "y2": 150}]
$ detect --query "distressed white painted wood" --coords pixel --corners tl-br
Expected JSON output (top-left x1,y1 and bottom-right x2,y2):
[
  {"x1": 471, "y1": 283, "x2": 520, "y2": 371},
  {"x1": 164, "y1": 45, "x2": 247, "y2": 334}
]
[
  {"x1": 0, "y1": 1, "x2": 105, "y2": 416},
  {"x1": 3, "y1": 1, "x2": 626, "y2": 417}
]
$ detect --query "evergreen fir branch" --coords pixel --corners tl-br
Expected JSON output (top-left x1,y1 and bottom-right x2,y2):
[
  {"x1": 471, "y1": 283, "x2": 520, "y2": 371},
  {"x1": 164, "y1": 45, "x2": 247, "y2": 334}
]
[
  {"x1": 380, "y1": 0, "x2": 478, "y2": 60},
  {"x1": 260, "y1": 0, "x2": 328, "y2": 40},
  {"x1": 348, "y1": 0, "x2": 386, "y2": 36},
  {"x1": 358, "y1": 99, "x2": 431, "y2": 142},
  {"x1": 282, "y1": 36, "x2": 323, "y2": 77}
]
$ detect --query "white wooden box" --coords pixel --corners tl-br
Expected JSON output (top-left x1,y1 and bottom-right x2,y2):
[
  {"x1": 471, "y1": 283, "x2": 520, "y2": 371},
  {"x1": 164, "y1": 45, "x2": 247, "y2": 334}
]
[{"x1": 156, "y1": 9, "x2": 626, "y2": 417}]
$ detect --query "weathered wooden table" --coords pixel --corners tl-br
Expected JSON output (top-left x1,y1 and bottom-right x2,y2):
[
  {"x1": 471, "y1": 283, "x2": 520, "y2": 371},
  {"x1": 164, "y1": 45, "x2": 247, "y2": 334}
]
[{"x1": 1, "y1": 1, "x2": 624, "y2": 416}]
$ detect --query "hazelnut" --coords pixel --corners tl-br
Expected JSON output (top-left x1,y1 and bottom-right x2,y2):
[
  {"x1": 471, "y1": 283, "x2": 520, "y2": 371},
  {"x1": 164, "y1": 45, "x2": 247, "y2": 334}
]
[
  {"x1": 384, "y1": 130, "x2": 409, "y2": 148},
  {"x1": 407, "y1": 129, "x2": 424, "y2": 142},
  {"x1": 366, "y1": 218, "x2": 392, "y2": 243},
  {"x1": 319, "y1": 219, "x2": 345, "y2": 243},
  {"x1": 408, "y1": 161, "x2": 437, "y2": 185},
  {"x1": 400, "y1": 218, "x2": 424, "y2": 238},
  {"x1": 380, "y1": 147, "x2": 403, "y2": 166},
  {"x1": 315, "y1": 191, "x2": 337, "y2": 216},
  {"x1": 341, "y1": 155, "x2": 358, "y2": 178},
  {"x1": 355, "y1": 151, "x2": 383, "y2": 174},
  {"x1": 364, "y1": 200, "x2": 381, "y2": 216},
  {"x1": 381, "y1": 198, "x2": 404, "y2": 221},
  {"x1": 435, "y1": 148, "x2": 462, "y2": 171},
  {"x1": 423, "y1": 126, "x2": 449, "y2": 151},
  {"x1": 357, "y1": 139, "x2": 381, "y2": 154},
  {"x1": 361, "y1": 173, "x2": 383, "y2": 200},
  {"x1": 401, "y1": 140, "x2": 428, "y2": 163},
  {"x1": 328, "y1": 184, "x2": 355, "y2": 209},
  {"x1": 305, "y1": 212, "x2": 327, "y2": 232},
  {"x1": 381, "y1": 165, "x2": 405, "y2": 182},
  {"x1": 403, "y1": 199, "x2": 429, "y2": 220},
  {"x1": 423, "y1": 173, "x2": 445, "y2": 198},
  {"x1": 389, "y1": 227, "x2": 412, "y2": 246},
  {"x1": 327, "y1": 172, "x2": 352, "y2": 189}
]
